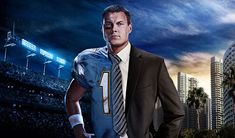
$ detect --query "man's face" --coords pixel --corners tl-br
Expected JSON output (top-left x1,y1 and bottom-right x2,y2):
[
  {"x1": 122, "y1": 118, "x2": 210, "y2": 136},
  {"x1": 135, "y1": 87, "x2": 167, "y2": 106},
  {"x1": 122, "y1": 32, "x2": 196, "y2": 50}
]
[{"x1": 102, "y1": 12, "x2": 132, "y2": 48}]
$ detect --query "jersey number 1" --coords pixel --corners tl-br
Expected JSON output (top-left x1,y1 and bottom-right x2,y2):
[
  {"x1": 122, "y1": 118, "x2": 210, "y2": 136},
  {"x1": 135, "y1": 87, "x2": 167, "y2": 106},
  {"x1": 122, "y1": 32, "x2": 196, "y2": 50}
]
[{"x1": 99, "y1": 72, "x2": 110, "y2": 114}]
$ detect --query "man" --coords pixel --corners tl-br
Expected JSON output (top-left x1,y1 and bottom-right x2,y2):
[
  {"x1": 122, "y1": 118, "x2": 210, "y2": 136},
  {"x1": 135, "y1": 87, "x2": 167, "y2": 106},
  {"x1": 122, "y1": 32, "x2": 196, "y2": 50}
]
[{"x1": 65, "y1": 5, "x2": 184, "y2": 138}]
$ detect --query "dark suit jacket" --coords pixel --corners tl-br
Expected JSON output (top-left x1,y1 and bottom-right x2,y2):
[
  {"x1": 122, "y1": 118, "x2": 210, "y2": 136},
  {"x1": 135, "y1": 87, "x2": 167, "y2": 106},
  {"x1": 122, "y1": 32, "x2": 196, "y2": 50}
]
[{"x1": 125, "y1": 46, "x2": 185, "y2": 138}]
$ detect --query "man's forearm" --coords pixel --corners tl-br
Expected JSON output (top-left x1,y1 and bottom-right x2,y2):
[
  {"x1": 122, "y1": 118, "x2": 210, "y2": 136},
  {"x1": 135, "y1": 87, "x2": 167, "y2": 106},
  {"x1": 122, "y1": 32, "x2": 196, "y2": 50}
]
[
  {"x1": 65, "y1": 79, "x2": 88, "y2": 137},
  {"x1": 66, "y1": 99, "x2": 87, "y2": 137}
]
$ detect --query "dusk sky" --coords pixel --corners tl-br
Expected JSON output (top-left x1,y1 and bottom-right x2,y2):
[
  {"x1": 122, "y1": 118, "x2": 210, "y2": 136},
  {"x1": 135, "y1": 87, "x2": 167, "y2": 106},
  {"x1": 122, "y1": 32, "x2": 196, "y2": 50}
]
[{"x1": 1, "y1": 0, "x2": 235, "y2": 97}]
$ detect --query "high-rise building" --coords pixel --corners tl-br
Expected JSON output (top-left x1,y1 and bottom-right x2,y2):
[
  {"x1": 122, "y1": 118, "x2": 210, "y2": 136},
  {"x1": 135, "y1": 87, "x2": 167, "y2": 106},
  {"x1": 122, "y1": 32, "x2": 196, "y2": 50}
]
[
  {"x1": 178, "y1": 72, "x2": 189, "y2": 103},
  {"x1": 200, "y1": 98, "x2": 212, "y2": 130},
  {"x1": 211, "y1": 56, "x2": 223, "y2": 129},
  {"x1": 188, "y1": 77, "x2": 198, "y2": 91},
  {"x1": 183, "y1": 104, "x2": 197, "y2": 129},
  {"x1": 178, "y1": 72, "x2": 198, "y2": 129},
  {"x1": 182, "y1": 97, "x2": 211, "y2": 130},
  {"x1": 223, "y1": 44, "x2": 235, "y2": 127},
  {"x1": 178, "y1": 72, "x2": 198, "y2": 103}
]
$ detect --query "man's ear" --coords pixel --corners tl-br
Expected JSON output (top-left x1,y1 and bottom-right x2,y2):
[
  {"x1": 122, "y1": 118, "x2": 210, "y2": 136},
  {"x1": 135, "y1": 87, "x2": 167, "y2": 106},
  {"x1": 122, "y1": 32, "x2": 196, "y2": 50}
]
[
  {"x1": 129, "y1": 23, "x2": 132, "y2": 33},
  {"x1": 101, "y1": 25, "x2": 106, "y2": 41}
]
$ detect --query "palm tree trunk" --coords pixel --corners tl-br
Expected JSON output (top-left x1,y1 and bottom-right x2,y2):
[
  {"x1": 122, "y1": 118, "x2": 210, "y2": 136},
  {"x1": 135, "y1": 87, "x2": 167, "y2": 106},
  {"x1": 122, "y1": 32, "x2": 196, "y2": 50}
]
[{"x1": 196, "y1": 109, "x2": 200, "y2": 129}]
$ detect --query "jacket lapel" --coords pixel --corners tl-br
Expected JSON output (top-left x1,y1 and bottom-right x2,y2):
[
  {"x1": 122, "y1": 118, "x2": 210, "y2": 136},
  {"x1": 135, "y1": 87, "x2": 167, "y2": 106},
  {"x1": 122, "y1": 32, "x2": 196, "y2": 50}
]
[{"x1": 125, "y1": 46, "x2": 143, "y2": 113}]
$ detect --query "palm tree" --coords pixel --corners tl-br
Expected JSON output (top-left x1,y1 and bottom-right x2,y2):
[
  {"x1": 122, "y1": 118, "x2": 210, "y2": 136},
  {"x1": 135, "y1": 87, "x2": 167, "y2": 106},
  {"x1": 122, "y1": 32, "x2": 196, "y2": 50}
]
[
  {"x1": 186, "y1": 87, "x2": 208, "y2": 129},
  {"x1": 223, "y1": 64, "x2": 235, "y2": 114}
]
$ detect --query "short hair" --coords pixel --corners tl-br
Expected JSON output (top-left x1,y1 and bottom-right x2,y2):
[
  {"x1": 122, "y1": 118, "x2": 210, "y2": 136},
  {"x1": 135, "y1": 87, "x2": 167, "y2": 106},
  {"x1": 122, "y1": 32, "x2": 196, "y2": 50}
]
[{"x1": 102, "y1": 5, "x2": 131, "y2": 25}]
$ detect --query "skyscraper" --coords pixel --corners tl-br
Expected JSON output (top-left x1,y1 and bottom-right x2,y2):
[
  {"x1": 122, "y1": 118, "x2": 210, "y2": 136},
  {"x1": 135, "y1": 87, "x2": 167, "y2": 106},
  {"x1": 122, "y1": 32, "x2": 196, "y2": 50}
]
[
  {"x1": 223, "y1": 44, "x2": 235, "y2": 127},
  {"x1": 178, "y1": 72, "x2": 198, "y2": 103},
  {"x1": 178, "y1": 72, "x2": 198, "y2": 129},
  {"x1": 211, "y1": 56, "x2": 223, "y2": 129},
  {"x1": 200, "y1": 98, "x2": 212, "y2": 130},
  {"x1": 178, "y1": 72, "x2": 189, "y2": 103}
]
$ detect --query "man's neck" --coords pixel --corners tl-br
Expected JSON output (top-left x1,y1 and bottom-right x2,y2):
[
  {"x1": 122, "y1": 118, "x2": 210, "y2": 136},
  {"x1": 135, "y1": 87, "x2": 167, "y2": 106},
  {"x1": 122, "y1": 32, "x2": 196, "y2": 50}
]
[{"x1": 108, "y1": 42, "x2": 129, "y2": 54}]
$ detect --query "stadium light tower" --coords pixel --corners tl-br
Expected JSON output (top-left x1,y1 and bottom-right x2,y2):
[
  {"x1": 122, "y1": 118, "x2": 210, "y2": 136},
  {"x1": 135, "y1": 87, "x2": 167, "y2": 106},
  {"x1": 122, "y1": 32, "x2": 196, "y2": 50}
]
[
  {"x1": 26, "y1": 53, "x2": 36, "y2": 71},
  {"x1": 4, "y1": 31, "x2": 16, "y2": 62},
  {"x1": 56, "y1": 56, "x2": 66, "y2": 78},
  {"x1": 43, "y1": 60, "x2": 52, "y2": 76},
  {"x1": 57, "y1": 65, "x2": 64, "y2": 78}
]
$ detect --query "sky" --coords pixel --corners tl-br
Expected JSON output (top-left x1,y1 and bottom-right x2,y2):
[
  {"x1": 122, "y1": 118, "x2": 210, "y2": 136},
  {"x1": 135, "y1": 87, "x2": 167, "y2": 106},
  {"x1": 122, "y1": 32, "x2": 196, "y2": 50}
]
[{"x1": 1, "y1": 0, "x2": 235, "y2": 98}]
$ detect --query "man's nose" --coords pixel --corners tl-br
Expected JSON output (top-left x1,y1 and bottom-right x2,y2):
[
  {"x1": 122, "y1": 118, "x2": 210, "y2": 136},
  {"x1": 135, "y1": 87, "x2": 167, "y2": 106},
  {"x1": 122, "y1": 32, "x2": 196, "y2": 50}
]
[{"x1": 111, "y1": 24, "x2": 118, "y2": 33}]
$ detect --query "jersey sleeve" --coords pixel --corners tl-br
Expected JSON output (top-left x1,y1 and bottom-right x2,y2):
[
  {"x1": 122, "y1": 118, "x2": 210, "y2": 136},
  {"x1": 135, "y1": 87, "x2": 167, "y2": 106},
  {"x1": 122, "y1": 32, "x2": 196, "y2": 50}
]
[{"x1": 71, "y1": 54, "x2": 91, "y2": 89}]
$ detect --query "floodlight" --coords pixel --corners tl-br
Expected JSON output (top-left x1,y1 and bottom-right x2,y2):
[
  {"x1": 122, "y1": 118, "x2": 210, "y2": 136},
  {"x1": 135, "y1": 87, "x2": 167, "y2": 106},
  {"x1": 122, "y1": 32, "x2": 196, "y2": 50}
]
[
  {"x1": 40, "y1": 49, "x2": 53, "y2": 59},
  {"x1": 21, "y1": 39, "x2": 37, "y2": 52},
  {"x1": 56, "y1": 57, "x2": 66, "y2": 65}
]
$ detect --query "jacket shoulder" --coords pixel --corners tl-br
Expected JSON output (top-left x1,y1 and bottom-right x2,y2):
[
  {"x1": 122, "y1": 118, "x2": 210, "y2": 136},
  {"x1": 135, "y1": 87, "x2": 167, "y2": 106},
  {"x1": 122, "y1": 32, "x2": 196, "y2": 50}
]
[{"x1": 133, "y1": 47, "x2": 164, "y2": 62}]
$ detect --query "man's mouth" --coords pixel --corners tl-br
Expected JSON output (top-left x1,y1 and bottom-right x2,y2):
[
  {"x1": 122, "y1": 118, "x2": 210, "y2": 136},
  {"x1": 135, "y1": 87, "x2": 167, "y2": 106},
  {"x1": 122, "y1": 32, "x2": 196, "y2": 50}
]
[{"x1": 110, "y1": 35, "x2": 120, "y2": 39}]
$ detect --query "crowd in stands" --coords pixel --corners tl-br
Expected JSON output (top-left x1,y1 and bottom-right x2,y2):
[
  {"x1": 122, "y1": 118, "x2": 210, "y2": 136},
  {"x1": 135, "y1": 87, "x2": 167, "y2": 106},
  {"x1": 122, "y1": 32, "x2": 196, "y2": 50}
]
[
  {"x1": 0, "y1": 61, "x2": 93, "y2": 137},
  {"x1": 0, "y1": 74, "x2": 65, "y2": 111},
  {"x1": 0, "y1": 61, "x2": 70, "y2": 92},
  {"x1": 0, "y1": 106, "x2": 74, "y2": 137}
]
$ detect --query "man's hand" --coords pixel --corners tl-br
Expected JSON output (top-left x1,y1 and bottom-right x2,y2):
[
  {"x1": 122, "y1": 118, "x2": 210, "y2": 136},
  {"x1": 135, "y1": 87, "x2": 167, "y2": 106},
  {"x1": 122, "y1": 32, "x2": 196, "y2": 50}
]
[
  {"x1": 73, "y1": 124, "x2": 95, "y2": 138},
  {"x1": 84, "y1": 133, "x2": 95, "y2": 138},
  {"x1": 73, "y1": 124, "x2": 87, "y2": 138}
]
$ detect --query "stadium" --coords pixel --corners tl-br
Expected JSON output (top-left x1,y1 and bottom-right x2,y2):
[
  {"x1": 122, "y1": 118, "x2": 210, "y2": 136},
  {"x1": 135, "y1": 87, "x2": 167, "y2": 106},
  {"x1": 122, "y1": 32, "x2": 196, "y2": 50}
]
[{"x1": 0, "y1": 28, "x2": 92, "y2": 137}]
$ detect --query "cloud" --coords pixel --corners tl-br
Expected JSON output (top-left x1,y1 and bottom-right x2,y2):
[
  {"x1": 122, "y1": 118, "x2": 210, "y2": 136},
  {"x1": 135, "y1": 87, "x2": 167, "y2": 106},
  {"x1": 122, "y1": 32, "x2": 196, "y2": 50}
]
[
  {"x1": 220, "y1": 13, "x2": 235, "y2": 24},
  {"x1": 166, "y1": 52, "x2": 212, "y2": 76},
  {"x1": 202, "y1": 0, "x2": 235, "y2": 24},
  {"x1": 129, "y1": 0, "x2": 233, "y2": 43},
  {"x1": 168, "y1": 24, "x2": 207, "y2": 36}
]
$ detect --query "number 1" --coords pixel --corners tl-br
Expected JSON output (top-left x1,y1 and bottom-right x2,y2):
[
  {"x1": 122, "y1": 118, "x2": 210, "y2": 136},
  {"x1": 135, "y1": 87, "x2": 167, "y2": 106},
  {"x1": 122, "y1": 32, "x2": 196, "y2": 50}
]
[{"x1": 99, "y1": 72, "x2": 110, "y2": 114}]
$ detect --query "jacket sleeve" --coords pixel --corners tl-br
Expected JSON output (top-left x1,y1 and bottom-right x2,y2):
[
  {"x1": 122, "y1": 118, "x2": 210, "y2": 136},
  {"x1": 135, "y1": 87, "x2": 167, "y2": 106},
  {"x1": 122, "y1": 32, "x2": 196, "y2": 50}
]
[{"x1": 156, "y1": 59, "x2": 185, "y2": 138}]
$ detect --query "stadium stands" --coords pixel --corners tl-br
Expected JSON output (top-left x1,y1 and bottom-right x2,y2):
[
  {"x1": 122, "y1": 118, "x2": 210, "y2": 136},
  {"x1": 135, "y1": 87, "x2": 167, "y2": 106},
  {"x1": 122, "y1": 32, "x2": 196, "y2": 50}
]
[
  {"x1": 0, "y1": 61, "x2": 69, "y2": 92},
  {"x1": 0, "y1": 61, "x2": 92, "y2": 137}
]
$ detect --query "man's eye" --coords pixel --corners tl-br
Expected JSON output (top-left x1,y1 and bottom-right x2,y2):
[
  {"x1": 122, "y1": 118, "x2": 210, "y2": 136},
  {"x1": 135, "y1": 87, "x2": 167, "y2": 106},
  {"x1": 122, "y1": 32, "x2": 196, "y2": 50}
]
[
  {"x1": 117, "y1": 22, "x2": 124, "y2": 26},
  {"x1": 104, "y1": 24, "x2": 112, "y2": 29}
]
